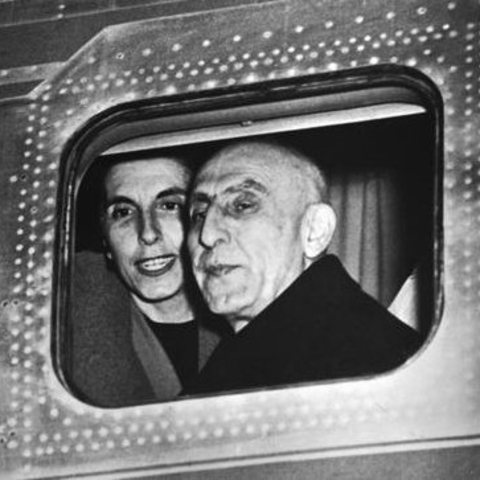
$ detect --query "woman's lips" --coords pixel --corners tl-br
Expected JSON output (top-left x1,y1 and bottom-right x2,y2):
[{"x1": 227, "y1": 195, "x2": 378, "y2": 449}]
[{"x1": 136, "y1": 255, "x2": 176, "y2": 277}]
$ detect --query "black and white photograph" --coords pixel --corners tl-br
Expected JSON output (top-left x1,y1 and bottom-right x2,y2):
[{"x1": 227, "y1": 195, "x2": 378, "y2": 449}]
[{"x1": 0, "y1": 1, "x2": 477, "y2": 479}]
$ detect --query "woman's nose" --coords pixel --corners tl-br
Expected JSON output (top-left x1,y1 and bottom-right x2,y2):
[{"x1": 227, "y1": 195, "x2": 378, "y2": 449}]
[{"x1": 138, "y1": 212, "x2": 161, "y2": 245}]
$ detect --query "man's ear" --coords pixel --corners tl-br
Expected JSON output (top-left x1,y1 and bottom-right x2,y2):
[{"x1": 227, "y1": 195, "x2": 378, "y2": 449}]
[{"x1": 301, "y1": 203, "x2": 337, "y2": 261}]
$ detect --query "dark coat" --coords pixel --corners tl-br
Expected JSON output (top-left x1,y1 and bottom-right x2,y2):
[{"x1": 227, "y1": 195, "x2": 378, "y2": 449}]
[
  {"x1": 184, "y1": 255, "x2": 421, "y2": 396},
  {"x1": 66, "y1": 251, "x2": 224, "y2": 408}
]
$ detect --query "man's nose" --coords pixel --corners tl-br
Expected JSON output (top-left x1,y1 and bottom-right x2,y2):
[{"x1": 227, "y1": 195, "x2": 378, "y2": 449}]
[
  {"x1": 199, "y1": 206, "x2": 229, "y2": 249},
  {"x1": 138, "y1": 212, "x2": 161, "y2": 245}
]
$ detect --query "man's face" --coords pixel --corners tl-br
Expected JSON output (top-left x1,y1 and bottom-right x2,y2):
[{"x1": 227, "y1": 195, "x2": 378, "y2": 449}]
[
  {"x1": 103, "y1": 158, "x2": 190, "y2": 304},
  {"x1": 188, "y1": 149, "x2": 306, "y2": 323}
]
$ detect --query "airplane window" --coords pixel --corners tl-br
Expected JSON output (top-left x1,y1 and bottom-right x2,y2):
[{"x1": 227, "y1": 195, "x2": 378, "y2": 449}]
[{"x1": 59, "y1": 75, "x2": 440, "y2": 407}]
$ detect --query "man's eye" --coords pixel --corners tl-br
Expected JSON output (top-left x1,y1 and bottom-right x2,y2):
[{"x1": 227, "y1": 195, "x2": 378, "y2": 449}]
[
  {"x1": 234, "y1": 200, "x2": 253, "y2": 212},
  {"x1": 190, "y1": 208, "x2": 206, "y2": 224},
  {"x1": 232, "y1": 196, "x2": 257, "y2": 215}
]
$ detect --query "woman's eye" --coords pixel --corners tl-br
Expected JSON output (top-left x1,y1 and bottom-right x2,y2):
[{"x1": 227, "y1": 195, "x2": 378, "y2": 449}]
[
  {"x1": 160, "y1": 202, "x2": 180, "y2": 211},
  {"x1": 157, "y1": 197, "x2": 185, "y2": 213},
  {"x1": 109, "y1": 205, "x2": 133, "y2": 220}
]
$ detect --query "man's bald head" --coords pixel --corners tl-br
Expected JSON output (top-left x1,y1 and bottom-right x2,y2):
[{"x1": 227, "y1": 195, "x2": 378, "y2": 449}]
[
  {"x1": 200, "y1": 139, "x2": 329, "y2": 209},
  {"x1": 188, "y1": 138, "x2": 336, "y2": 329}
]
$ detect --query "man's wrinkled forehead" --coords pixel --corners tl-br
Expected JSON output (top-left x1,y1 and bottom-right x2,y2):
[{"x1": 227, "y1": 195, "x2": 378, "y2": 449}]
[{"x1": 193, "y1": 148, "x2": 290, "y2": 196}]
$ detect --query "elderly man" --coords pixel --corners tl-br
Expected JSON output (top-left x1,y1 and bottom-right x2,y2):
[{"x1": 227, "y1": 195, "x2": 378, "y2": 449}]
[
  {"x1": 70, "y1": 152, "x2": 226, "y2": 407},
  {"x1": 184, "y1": 139, "x2": 420, "y2": 394}
]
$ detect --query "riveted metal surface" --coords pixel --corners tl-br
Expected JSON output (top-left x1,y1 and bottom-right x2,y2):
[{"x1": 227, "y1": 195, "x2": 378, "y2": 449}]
[{"x1": 0, "y1": 1, "x2": 478, "y2": 478}]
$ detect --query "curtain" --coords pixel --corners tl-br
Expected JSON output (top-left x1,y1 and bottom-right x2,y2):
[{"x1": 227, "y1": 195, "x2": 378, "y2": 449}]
[{"x1": 329, "y1": 169, "x2": 422, "y2": 331}]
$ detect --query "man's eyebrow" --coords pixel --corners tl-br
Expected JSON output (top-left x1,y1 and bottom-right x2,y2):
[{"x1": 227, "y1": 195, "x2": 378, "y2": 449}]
[
  {"x1": 190, "y1": 191, "x2": 210, "y2": 204},
  {"x1": 190, "y1": 178, "x2": 267, "y2": 204},
  {"x1": 223, "y1": 178, "x2": 268, "y2": 195}
]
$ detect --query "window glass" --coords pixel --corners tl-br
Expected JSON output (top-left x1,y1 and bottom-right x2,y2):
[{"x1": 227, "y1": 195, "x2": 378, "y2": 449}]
[{"x1": 60, "y1": 76, "x2": 440, "y2": 406}]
